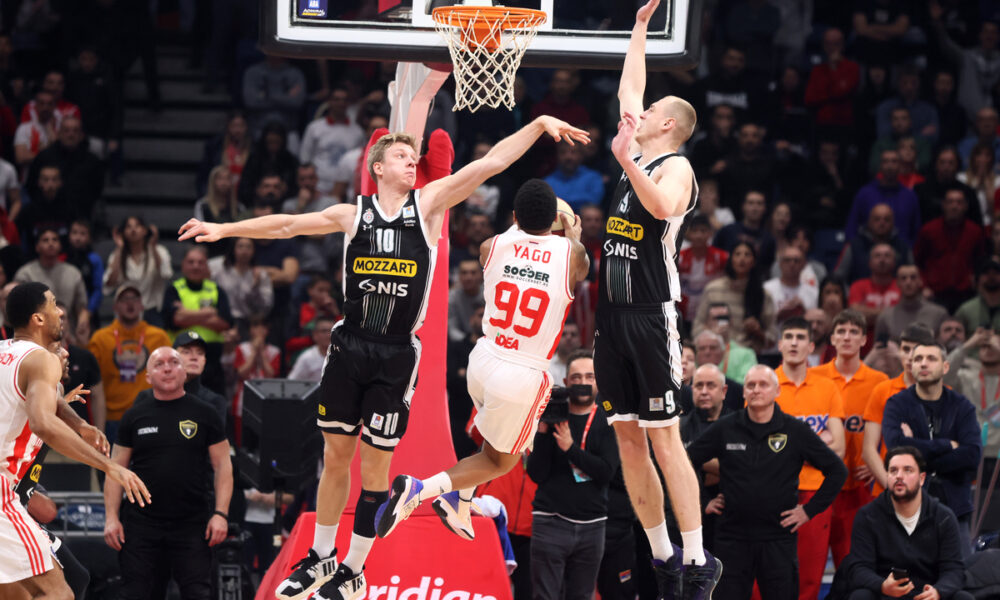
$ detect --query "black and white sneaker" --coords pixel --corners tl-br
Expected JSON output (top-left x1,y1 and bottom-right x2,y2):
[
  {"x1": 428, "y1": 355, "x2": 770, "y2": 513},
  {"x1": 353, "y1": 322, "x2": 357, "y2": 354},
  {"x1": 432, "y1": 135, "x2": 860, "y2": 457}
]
[
  {"x1": 275, "y1": 548, "x2": 338, "y2": 600},
  {"x1": 315, "y1": 564, "x2": 366, "y2": 600}
]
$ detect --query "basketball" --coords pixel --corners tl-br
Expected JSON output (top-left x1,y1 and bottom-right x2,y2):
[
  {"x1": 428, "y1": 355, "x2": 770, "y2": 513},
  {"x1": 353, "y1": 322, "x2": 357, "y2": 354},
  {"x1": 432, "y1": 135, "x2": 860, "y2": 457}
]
[{"x1": 551, "y1": 198, "x2": 574, "y2": 232}]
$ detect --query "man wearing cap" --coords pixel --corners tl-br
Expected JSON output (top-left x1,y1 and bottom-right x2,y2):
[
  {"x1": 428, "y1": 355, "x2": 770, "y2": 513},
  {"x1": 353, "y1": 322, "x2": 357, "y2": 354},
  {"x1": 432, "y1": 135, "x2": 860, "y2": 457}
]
[
  {"x1": 89, "y1": 281, "x2": 171, "y2": 442},
  {"x1": 954, "y1": 257, "x2": 1000, "y2": 334}
]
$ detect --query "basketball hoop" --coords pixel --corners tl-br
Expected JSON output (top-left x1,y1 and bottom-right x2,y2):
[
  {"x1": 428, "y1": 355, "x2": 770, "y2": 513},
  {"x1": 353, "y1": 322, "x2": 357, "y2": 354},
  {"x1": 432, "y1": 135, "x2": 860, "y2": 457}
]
[{"x1": 432, "y1": 5, "x2": 546, "y2": 113}]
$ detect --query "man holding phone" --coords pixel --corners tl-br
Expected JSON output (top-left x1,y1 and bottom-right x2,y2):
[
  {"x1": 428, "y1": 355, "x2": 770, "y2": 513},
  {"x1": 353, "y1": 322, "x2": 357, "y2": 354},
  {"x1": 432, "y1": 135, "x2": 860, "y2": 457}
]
[{"x1": 844, "y1": 446, "x2": 972, "y2": 600}]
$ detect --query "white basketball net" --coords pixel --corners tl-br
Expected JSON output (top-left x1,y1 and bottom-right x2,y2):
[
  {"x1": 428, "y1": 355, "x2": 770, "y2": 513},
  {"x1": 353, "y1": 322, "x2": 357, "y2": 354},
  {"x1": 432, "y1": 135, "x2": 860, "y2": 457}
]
[{"x1": 433, "y1": 7, "x2": 545, "y2": 113}]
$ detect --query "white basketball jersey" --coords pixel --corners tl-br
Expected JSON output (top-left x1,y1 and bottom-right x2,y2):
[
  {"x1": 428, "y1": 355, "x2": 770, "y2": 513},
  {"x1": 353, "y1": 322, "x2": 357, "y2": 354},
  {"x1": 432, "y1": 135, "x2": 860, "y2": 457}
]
[
  {"x1": 481, "y1": 226, "x2": 574, "y2": 371},
  {"x1": 0, "y1": 340, "x2": 44, "y2": 485}
]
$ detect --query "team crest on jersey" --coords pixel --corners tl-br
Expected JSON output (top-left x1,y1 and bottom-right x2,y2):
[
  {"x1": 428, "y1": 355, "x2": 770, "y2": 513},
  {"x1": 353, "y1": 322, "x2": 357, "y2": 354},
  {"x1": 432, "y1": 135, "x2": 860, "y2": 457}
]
[
  {"x1": 362, "y1": 208, "x2": 375, "y2": 224},
  {"x1": 179, "y1": 420, "x2": 198, "y2": 439},
  {"x1": 768, "y1": 433, "x2": 787, "y2": 453}
]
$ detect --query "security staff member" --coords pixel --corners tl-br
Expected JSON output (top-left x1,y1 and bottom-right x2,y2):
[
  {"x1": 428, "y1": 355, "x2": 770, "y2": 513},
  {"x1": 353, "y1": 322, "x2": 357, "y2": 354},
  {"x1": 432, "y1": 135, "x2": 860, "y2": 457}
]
[
  {"x1": 687, "y1": 365, "x2": 847, "y2": 599},
  {"x1": 103, "y1": 347, "x2": 232, "y2": 600}
]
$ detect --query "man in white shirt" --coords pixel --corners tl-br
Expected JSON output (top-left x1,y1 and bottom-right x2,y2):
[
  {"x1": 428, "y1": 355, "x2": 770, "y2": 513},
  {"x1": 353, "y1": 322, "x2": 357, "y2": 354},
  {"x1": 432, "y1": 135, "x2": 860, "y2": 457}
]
[
  {"x1": 288, "y1": 316, "x2": 335, "y2": 383},
  {"x1": 299, "y1": 86, "x2": 364, "y2": 194},
  {"x1": 764, "y1": 245, "x2": 818, "y2": 324}
]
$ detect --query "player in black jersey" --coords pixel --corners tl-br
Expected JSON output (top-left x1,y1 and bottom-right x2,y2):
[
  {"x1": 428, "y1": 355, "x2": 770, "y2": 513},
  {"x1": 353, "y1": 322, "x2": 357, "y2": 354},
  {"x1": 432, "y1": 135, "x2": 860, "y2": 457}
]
[
  {"x1": 596, "y1": 1, "x2": 721, "y2": 598},
  {"x1": 178, "y1": 116, "x2": 589, "y2": 600}
]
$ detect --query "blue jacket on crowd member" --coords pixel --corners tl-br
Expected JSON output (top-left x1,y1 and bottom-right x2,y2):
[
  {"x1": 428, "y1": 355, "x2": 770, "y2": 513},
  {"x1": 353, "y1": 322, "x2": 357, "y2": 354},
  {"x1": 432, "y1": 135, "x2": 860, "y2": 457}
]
[{"x1": 882, "y1": 386, "x2": 982, "y2": 519}]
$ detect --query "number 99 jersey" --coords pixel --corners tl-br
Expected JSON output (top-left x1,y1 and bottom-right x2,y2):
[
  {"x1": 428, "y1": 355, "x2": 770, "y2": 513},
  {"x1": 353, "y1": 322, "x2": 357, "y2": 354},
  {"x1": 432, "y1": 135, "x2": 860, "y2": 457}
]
[{"x1": 480, "y1": 226, "x2": 575, "y2": 371}]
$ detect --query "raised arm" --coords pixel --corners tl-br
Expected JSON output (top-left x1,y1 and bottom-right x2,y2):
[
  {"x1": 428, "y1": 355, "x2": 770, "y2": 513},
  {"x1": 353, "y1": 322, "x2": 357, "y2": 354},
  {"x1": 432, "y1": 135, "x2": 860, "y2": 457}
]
[
  {"x1": 611, "y1": 116, "x2": 694, "y2": 219},
  {"x1": 419, "y1": 116, "x2": 589, "y2": 216},
  {"x1": 178, "y1": 202, "x2": 357, "y2": 244},
  {"x1": 619, "y1": 0, "x2": 659, "y2": 120}
]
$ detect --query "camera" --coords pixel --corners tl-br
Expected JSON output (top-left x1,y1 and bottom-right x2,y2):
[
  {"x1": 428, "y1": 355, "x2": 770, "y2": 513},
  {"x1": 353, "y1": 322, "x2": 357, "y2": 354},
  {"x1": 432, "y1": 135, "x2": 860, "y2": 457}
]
[
  {"x1": 540, "y1": 387, "x2": 570, "y2": 424},
  {"x1": 539, "y1": 384, "x2": 595, "y2": 424}
]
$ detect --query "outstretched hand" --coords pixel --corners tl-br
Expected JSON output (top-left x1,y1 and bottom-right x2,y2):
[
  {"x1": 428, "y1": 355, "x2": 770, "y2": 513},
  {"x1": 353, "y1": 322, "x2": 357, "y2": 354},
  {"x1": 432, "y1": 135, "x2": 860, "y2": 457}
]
[
  {"x1": 636, "y1": 0, "x2": 660, "y2": 25},
  {"x1": 178, "y1": 218, "x2": 222, "y2": 243},
  {"x1": 538, "y1": 116, "x2": 590, "y2": 146},
  {"x1": 611, "y1": 112, "x2": 639, "y2": 162}
]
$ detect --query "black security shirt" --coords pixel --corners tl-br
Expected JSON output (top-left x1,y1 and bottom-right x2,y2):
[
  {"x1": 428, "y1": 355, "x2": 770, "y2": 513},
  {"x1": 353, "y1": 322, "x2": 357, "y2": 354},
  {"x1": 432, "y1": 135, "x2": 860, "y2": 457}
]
[
  {"x1": 116, "y1": 393, "x2": 225, "y2": 524},
  {"x1": 686, "y1": 404, "x2": 847, "y2": 541}
]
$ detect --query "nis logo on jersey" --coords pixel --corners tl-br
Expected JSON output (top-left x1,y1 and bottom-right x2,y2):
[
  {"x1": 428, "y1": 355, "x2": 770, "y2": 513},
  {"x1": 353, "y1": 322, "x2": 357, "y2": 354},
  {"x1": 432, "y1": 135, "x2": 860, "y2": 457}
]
[
  {"x1": 359, "y1": 278, "x2": 409, "y2": 297},
  {"x1": 353, "y1": 257, "x2": 418, "y2": 277}
]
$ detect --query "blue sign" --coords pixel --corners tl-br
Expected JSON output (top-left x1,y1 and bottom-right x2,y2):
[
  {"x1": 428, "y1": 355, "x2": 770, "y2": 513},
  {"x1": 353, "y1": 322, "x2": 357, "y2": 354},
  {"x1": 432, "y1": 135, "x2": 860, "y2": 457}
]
[{"x1": 299, "y1": 0, "x2": 327, "y2": 18}]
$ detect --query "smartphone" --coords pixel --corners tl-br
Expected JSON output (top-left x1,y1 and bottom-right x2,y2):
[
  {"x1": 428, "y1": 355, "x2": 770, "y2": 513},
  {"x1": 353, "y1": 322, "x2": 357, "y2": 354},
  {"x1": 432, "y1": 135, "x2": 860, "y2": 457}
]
[{"x1": 891, "y1": 567, "x2": 909, "y2": 580}]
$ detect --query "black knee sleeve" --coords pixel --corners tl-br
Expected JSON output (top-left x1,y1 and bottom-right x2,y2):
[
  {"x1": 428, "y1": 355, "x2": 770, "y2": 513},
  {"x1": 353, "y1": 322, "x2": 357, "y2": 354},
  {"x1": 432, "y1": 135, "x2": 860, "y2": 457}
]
[{"x1": 353, "y1": 488, "x2": 388, "y2": 538}]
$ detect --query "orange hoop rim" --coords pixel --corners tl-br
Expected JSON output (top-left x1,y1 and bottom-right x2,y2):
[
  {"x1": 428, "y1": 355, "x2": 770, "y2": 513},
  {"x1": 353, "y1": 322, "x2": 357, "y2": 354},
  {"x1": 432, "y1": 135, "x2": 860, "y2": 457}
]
[{"x1": 431, "y1": 5, "x2": 547, "y2": 30}]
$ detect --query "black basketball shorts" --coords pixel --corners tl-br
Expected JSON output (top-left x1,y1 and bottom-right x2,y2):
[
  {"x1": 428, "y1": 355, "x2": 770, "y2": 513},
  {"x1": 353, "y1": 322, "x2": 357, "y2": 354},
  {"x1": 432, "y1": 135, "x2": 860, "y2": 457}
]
[
  {"x1": 593, "y1": 303, "x2": 683, "y2": 427},
  {"x1": 317, "y1": 322, "x2": 420, "y2": 449}
]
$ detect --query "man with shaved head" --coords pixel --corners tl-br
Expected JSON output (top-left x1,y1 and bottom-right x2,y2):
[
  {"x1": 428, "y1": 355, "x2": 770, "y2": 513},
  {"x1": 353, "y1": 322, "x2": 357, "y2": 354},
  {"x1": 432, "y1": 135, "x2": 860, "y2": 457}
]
[
  {"x1": 686, "y1": 364, "x2": 847, "y2": 599},
  {"x1": 599, "y1": 1, "x2": 716, "y2": 596},
  {"x1": 104, "y1": 346, "x2": 232, "y2": 600}
]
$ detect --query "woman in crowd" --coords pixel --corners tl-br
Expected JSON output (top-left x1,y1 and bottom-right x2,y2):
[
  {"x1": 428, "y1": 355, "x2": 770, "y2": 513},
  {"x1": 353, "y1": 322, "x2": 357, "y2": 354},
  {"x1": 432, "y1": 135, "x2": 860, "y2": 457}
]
[
  {"x1": 102, "y1": 215, "x2": 173, "y2": 323},
  {"x1": 195, "y1": 165, "x2": 246, "y2": 257},
  {"x1": 237, "y1": 121, "x2": 299, "y2": 206},
  {"x1": 197, "y1": 110, "x2": 251, "y2": 196},
  {"x1": 694, "y1": 241, "x2": 775, "y2": 353},
  {"x1": 958, "y1": 142, "x2": 998, "y2": 224},
  {"x1": 211, "y1": 237, "x2": 274, "y2": 337}
]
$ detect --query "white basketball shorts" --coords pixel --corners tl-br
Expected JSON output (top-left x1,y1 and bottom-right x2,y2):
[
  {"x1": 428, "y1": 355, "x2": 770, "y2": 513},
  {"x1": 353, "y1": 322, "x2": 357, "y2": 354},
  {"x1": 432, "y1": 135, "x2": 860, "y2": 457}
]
[
  {"x1": 467, "y1": 344, "x2": 553, "y2": 455},
  {"x1": 0, "y1": 482, "x2": 53, "y2": 584}
]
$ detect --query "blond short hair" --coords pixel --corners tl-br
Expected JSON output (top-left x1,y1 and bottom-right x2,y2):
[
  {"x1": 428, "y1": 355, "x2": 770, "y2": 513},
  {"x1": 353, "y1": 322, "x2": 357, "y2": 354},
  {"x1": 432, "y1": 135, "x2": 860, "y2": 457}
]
[
  {"x1": 665, "y1": 96, "x2": 697, "y2": 142},
  {"x1": 367, "y1": 132, "x2": 419, "y2": 182}
]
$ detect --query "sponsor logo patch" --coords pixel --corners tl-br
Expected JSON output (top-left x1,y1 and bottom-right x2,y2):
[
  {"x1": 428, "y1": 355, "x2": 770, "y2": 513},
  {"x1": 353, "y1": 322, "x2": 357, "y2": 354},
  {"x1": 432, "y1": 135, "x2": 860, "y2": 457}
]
[
  {"x1": 138, "y1": 426, "x2": 158, "y2": 436},
  {"x1": 606, "y1": 217, "x2": 644, "y2": 241},
  {"x1": 502, "y1": 264, "x2": 550, "y2": 284},
  {"x1": 726, "y1": 443, "x2": 747, "y2": 451},
  {"x1": 649, "y1": 396, "x2": 664, "y2": 412},
  {"x1": 371, "y1": 413, "x2": 384, "y2": 430},
  {"x1": 353, "y1": 257, "x2": 418, "y2": 277}
]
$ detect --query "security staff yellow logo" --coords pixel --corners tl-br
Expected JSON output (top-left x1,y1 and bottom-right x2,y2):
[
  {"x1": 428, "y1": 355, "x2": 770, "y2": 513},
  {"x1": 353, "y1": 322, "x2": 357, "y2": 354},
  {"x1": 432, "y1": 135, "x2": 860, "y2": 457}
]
[
  {"x1": 179, "y1": 420, "x2": 198, "y2": 439},
  {"x1": 29, "y1": 464, "x2": 41, "y2": 482},
  {"x1": 768, "y1": 433, "x2": 787, "y2": 453},
  {"x1": 353, "y1": 257, "x2": 418, "y2": 277},
  {"x1": 606, "y1": 217, "x2": 644, "y2": 241}
]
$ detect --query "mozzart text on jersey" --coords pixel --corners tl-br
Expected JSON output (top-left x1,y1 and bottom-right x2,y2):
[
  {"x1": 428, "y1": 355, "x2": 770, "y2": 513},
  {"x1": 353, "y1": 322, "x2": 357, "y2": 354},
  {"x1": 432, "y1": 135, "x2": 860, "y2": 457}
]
[{"x1": 353, "y1": 257, "x2": 419, "y2": 277}]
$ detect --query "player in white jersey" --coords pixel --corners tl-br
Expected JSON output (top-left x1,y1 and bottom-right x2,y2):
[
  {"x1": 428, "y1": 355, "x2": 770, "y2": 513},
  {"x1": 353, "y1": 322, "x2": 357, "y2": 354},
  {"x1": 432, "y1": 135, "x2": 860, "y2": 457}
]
[
  {"x1": 0, "y1": 282, "x2": 148, "y2": 598},
  {"x1": 375, "y1": 179, "x2": 589, "y2": 541}
]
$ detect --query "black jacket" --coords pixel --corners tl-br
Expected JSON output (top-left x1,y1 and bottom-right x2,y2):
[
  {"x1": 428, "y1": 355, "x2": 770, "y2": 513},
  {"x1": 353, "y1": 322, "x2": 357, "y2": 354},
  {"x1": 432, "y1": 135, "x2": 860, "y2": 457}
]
[
  {"x1": 527, "y1": 406, "x2": 620, "y2": 522},
  {"x1": 686, "y1": 403, "x2": 847, "y2": 541},
  {"x1": 845, "y1": 490, "x2": 965, "y2": 597},
  {"x1": 882, "y1": 385, "x2": 982, "y2": 518}
]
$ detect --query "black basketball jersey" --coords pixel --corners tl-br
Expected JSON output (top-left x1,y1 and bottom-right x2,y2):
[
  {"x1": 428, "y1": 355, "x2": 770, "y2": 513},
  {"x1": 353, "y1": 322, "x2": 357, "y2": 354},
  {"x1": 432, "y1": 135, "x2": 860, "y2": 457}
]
[
  {"x1": 342, "y1": 191, "x2": 436, "y2": 339},
  {"x1": 598, "y1": 152, "x2": 698, "y2": 308}
]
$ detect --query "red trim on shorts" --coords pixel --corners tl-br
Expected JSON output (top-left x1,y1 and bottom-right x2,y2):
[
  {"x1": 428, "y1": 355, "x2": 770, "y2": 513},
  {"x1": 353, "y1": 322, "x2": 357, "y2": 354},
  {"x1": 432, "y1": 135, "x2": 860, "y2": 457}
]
[
  {"x1": 2, "y1": 485, "x2": 43, "y2": 575},
  {"x1": 5, "y1": 423, "x2": 32, "y2": 479},
  {"x1": 512, "y1": 373, "x2": 551, "y2": 454}
]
